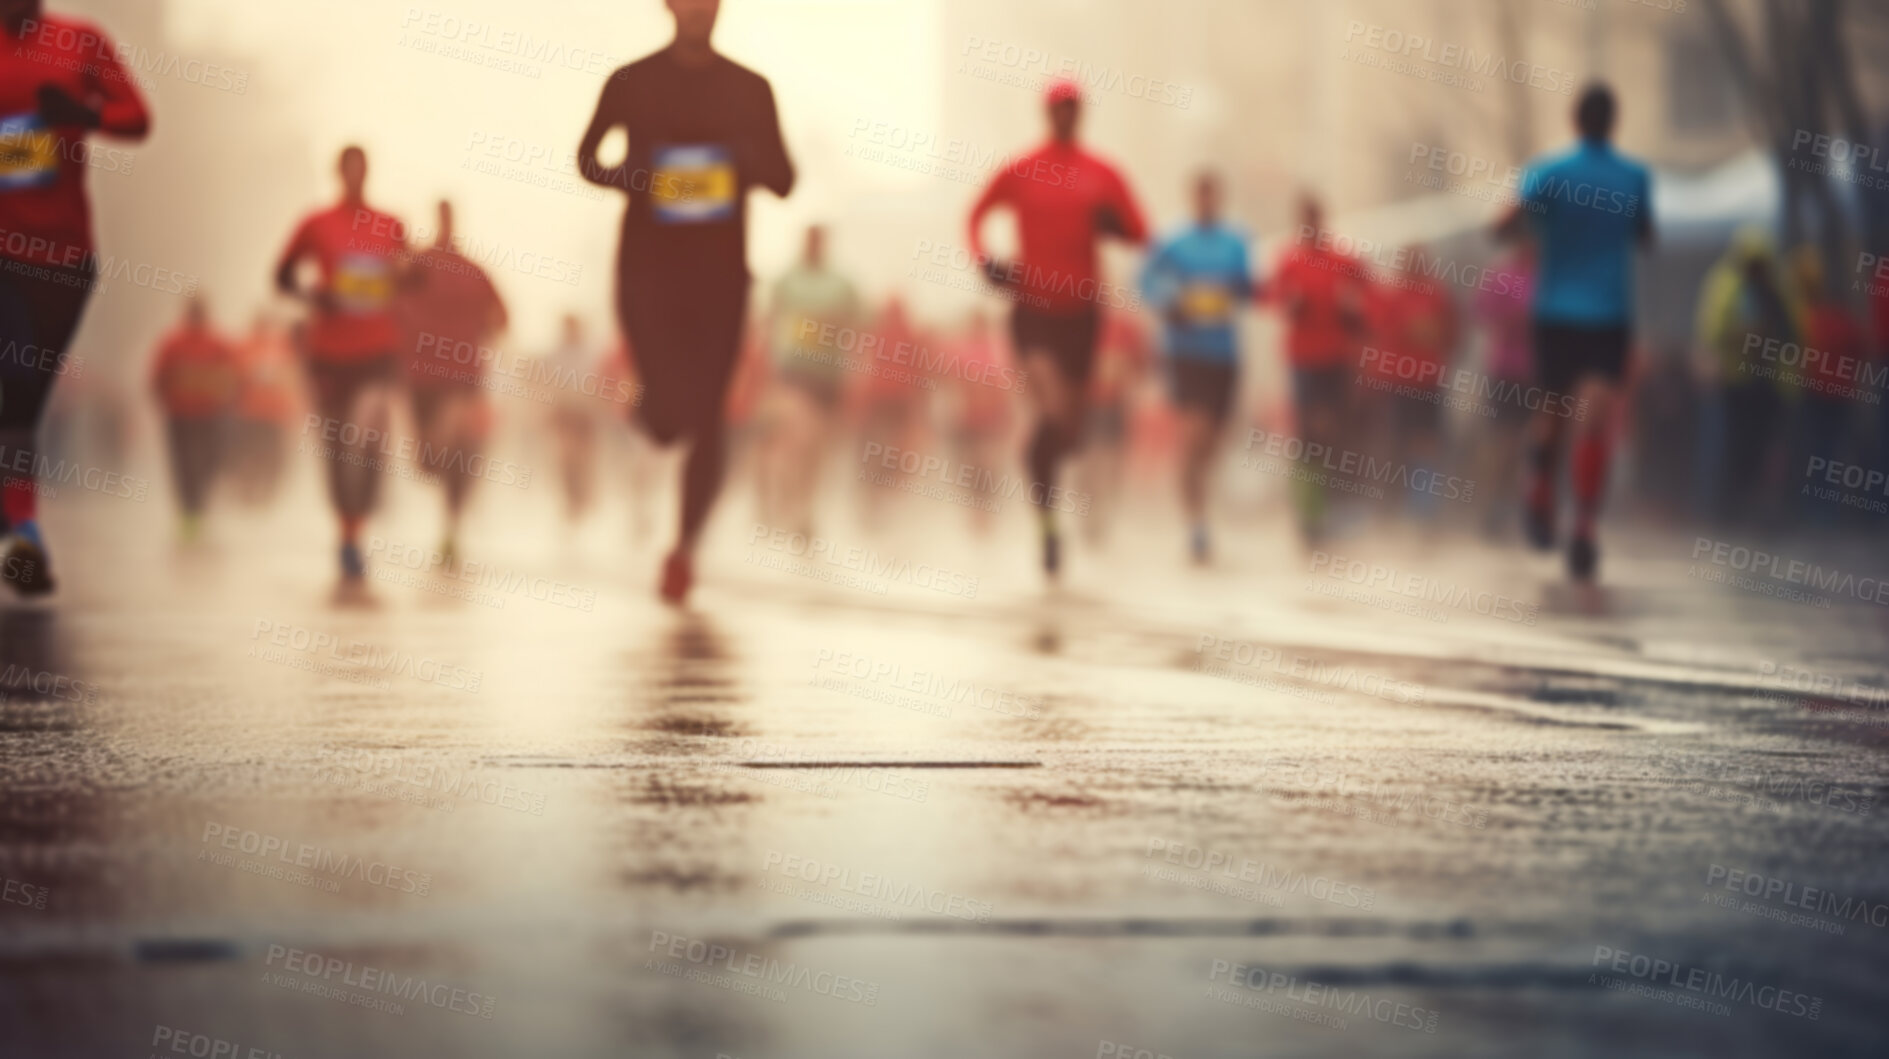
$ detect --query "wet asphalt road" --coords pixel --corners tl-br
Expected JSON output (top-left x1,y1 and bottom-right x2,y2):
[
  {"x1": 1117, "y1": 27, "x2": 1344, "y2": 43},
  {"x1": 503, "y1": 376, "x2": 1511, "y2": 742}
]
[{"x1": 2, "y1": 481, "x2": 1887, "y2": 1059}]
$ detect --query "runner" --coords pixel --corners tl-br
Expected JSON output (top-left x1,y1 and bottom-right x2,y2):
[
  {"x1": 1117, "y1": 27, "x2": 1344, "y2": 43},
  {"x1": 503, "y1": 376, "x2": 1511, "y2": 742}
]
[
  {"x1": 0, "y1": 0, "x2": 151, "y2": 596},
  {"x1": 228, "y1": 311, "x2": 300, "y2": 506},
  {"x1": 1784, "y1": 246, "x2": 1866, "y2": 526},
  {"x1": 1468, "y1": 244, "x2": 1536, "y2": 538},
  {"x1": 1139, "y1": 170, "x2": 1254, "y2": 563},
  {"x1": 577, "y1": 0, "x2": 794, "y2": 605},
  {"x1": 1693, "y1": 227, "x2": 1796, "y2": 527},
  {"x1": 544, "y1": 313, "x2": 605, "y2": 526},
  {"x1": 1268, "y1": 194, "x2": 1370, "y2": 543},
  {"x1": 398, "y1": 199, "x2": 508, "y2": 564},
  {"x1": 853, "y1": 294, "x2": 926, "y2": 531},
  {"x1": 944, "y1": 309, "x2": 1013, "y2": 536},
  {"x1": 1370, "y1": 245, "x2": 1459, "y2": 522},
  {"x1": 758, "y1": 224, "x2": 859, "y2": 535},
  {"x1": 274, "y1": 145, "x2": 408, "y2": 586},
  {"x1": 1496, "y1": 83, "x2": 1654, "y2": 580},
  {"x1": 148, "y1": 297, "x2": 240, "y2": 541},
  {"x1": 1076, "y1": 308, "x2": 1151, "y2": 547},
  {"x1": 968, "y1": 77, "x2": 1148, "y2": 578}
]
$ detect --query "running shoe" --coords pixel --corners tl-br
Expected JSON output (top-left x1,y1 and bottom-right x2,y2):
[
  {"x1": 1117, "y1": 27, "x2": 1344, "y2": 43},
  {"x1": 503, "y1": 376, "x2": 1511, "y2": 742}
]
[
  {"x1": 1042, "y1": 526, "x2": 1061, "y2": 579},
  {"x1": 1524, "y1": 498, "x2": 1556, "y2": 552},
  {"x1": 1, "y1": 531, "x2": 53, "y2": 597},
  {"x1": 339, "y1": 541, "x2": 367, "y2": 582},
  {"x1": 1567, "y1": 535, "x2": 1598, "y2": 582},
  {"x1": 660, "y1": 549, "x2": 693, "y2": 606}
]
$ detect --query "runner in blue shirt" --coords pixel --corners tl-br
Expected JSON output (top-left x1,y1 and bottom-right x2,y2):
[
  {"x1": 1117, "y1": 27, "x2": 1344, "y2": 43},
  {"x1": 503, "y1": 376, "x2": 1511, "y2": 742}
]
[
  {"x1": 1496, "y1": 83, "x2": 1653, "y2": 581},
  {"x1": 1141, "y1": 171, "x2": 1255, "y2": 564}
]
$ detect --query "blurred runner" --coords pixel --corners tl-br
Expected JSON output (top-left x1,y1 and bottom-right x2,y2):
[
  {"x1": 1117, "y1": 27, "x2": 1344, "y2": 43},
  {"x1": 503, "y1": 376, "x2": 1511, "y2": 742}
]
[
  {"x1": 1139, "y1": 170, "x2": 1254, "y2": 563},
  {"x1": 1497, "y1": 84, "x2": 1654, "y2": 581},
  {"x1": 1269, "y1": 194, "x2": 1369, "y2": 543},
  {"x1": 944, "y1": 310, "x2": 1013, "y2": 536},
  {"x1": 1370, "y1": 245, "x2": 1459, "y2": 522},
  {"x1": 758, "y1": 224, "x2": 859, "y2": 534},
  {"x1": 399, "y1": 199, "x2": 508, "y2": 564},
  {"x1": 0, "y1": 0, "x2": 151, "y2": 596},
  {"x1": 1077, "y1": 309, "x2": 1150, "y2": 547},
  {"x1": 578, "y1": 0, "x2": 794, "y2": 605},
  {"x1": 276, "y1": 145, "x2": 408, "y2": 588},
  {"x1": 148, "y1": 297, "x2": 240, "y2": 541},
  {"x1": 228, "y1": 311, "x2": 300, "y2": 506},
  {"x1": 1469, "y1": 245, "x2": 1537, "y2": 538},
  {"x1": 854, "y1": 294, "x2": 927, "y2": 530},
  {"x1": 545, "y1": 313, "x2": 605, "y2": 525},
  {"x1": 1784, "y1": 246, "x2": 1866, "y2": 524},
  {"x1": 968, "y1": 77, "x2": 1148, "y2": 579},
  {"x1": 1693, "y1": 227, "x2": 1796, "y2": 527}
]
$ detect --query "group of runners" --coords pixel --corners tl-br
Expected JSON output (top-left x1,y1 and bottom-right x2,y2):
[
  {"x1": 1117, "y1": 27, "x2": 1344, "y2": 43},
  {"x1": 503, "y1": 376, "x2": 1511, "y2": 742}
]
[{"x1": 0, "y1": 0, "x2": 1664, "y2": 607}]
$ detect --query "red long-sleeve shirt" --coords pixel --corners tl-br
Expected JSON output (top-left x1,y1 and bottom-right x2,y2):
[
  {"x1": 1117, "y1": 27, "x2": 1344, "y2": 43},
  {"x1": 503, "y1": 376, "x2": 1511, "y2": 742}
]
[
  {"x1": 0, "y1": 14, "x2": 151, "y2": 269},
  {"x1": 968, "y1": 141, "x2": 1147, "y2": 315}
]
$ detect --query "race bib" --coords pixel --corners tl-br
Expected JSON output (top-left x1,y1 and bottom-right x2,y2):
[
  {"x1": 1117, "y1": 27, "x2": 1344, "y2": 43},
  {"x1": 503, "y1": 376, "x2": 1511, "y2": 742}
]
[
  {"x1": 650, "y1": 144, "x2": 736, "y2": 224},
  {"x1": 1179, "y1": 281, "x2": 1233, "y2": 325},
  {"x1": 0, "y1": 113, "x2": 60, "y2": 192},
  {"x1": 332, "y1": 252, "x2": 393, "y2": 315}
]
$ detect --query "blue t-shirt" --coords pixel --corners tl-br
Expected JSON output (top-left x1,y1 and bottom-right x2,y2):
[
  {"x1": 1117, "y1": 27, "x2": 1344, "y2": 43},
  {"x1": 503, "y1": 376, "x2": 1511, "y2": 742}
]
[
  {"x1": 1140, "y1": 223, "x2": 1254, "y2": 363},
  {"x1": 1521, "y1": 140, "x2": 1653, "y2": 328}
]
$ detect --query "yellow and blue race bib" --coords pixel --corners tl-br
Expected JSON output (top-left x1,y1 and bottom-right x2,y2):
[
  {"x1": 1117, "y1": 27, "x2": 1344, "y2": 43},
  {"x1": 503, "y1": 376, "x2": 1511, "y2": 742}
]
[
  {"x1": 650, "y1": 144, "x2": 736, "y2": 225},
  {"x1": 1179, "y1": 281, "x2": 1234, "y2": 325},
  {"x1": 333, "y1": 253, "x2": 394, "y2": 315},
  {"x1": 0, "y1": 113, "x2": 60, "y2": 192}
]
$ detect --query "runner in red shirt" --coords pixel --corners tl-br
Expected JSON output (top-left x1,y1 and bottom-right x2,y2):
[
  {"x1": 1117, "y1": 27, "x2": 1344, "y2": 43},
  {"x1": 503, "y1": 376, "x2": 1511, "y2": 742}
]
[
  {"x1": 1268, "y1": 194, "x2": 1369, "y2": 542},
  {"x1": 968, "y1": 78, "x2": 1148, "y2": 578},
  {"x1": 275, "y1": 145, "x2": 408, "y2": 586},
  {"x1": 0, "y1": 0, "x2": 151, "y2": 596},
  {"x1": 229, "y1": 311, "x2": 299, "y2": 506},
  {"x1": 149, "y1": 298, "x2": 240, "y2": 540},
  {"x1": 398, "y1": 199, "x2": 508, "y2": 564},
  {"x1": 1370, "y1": 246, "x2": 1458, "y2": 519}
]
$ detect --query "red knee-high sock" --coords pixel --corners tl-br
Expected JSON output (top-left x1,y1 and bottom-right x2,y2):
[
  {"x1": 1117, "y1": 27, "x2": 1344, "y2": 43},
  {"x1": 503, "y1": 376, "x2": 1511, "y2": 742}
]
[
  {"x1": 1571, "y1": 433, "x2": 1611, "y2": 537},
  {"x1": 2, "y1": 476, "x2": 36, "y2": 526}
]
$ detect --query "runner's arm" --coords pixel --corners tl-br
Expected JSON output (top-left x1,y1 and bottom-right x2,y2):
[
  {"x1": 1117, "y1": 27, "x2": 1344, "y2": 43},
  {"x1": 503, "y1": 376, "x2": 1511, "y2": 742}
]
[
  {"x1": 273, "y1": 221, "x2": 313, "y2": 301},
  {"x1": 1635, "y1": 168, "x2": 1655, "y2": 250},
  {"x1": 577, "y1": 78, "x2": 632, "y2": 191},
  {"x1": 966, "y1": 170, "x2": 1015, "y2": 263},
  {"x1": 747, "y1": 81, "x2": 795, "y2": 198},
  {"x1": 1100, "y1": 167, "x2": 1150, "y2": 246},
  {"x1": 82, "y1": 28, "x2": 151, "y2": 138}
]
